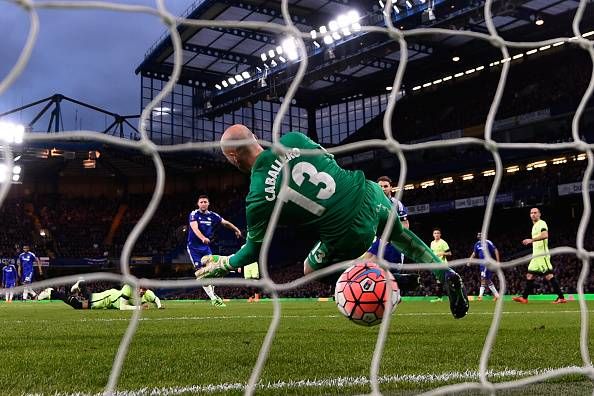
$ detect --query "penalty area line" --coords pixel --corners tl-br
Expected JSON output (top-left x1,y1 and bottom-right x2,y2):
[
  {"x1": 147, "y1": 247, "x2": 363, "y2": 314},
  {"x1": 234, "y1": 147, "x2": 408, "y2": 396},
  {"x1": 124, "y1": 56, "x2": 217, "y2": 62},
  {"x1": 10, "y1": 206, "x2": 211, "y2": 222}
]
[
  {"x1": 39, "y1": 367, "x2": 580, "y2": 396},
  {"x1": 1, "y1": 310, "x2": 593, "y2": 324}
]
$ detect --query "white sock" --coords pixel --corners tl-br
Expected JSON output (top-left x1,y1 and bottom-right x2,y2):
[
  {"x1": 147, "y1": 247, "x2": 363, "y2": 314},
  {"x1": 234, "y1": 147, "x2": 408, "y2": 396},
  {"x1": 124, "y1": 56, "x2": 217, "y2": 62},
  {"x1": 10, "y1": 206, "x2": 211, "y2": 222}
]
[
  {"x1": 479, "y1": 286, "x2": 485, "y2": 297},
  {"x1": 5, "y1": 292, "x2": 8, "y2": 301},
  {"x1": 488, "y1": 284, "x2": 499, "y2": 298},
  {"x1": 23, "y1": 290, "x2": 27, "y2": 300},
  {"x1": 203, "y1": 285, "x2": 218, "y2": 301},
  {"x1": 8, "y1": 292, "x2": 13, "y2": 301}
]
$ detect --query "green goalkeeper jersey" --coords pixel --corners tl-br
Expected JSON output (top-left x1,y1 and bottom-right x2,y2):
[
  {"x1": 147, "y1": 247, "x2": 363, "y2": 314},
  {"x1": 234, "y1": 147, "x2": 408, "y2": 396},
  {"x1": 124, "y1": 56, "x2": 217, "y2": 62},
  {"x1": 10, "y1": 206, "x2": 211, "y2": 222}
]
[{"x1": 229, "y1": 132, "x2": 366, "y2": 268}]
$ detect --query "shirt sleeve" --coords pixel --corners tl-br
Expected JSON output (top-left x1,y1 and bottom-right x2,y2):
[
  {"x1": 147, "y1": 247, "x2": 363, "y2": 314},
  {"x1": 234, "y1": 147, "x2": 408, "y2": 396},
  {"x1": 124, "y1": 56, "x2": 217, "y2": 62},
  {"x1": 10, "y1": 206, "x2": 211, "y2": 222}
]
[
  {"x1": 487, "y1": 240, "x2": 496, "y2": 255},
  {"x1": 539, "y1": 220, "x2": 548, "y2": 232},
  {"x1": 397, "y1": 201, "x2": 408, "y2": 219},
  {"x1": 368, "y1": 237, "x2": 380, "y2": 255},
  {"x1": 229, "y1": 238, "x2": 260, "y2": 269},
  {"x1": 213, "y1": 212, "x2": 223, "y2": 226},
  {"x1": 188, "y1": 211, "x2": 198, "y2": 223},
  {"x1": 442, "y1": 241, "x2": 450, "y2": 251}
]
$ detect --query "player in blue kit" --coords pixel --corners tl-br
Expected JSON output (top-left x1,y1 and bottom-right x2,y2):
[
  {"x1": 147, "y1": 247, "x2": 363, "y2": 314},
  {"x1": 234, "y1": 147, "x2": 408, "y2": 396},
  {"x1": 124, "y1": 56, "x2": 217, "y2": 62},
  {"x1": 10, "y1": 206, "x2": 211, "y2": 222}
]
[
  {"x1": 17, "y1": 245, "x2": 42, "y2": 300},
  {"x1": 2, "y1": 261, "x2": 18, "y2": 302},
  {"x1": 468, "y1": 233, "x2": 501, "y2": 301},
  {"x1": 187, "y1": 195, "x2": 242, "y2": 306},
  {"x1": 363, "y1": 176, "x2": 420, "y2": 293},
  {"x1": 365, "y1": 176, "x2": 409, "y2": 267}
]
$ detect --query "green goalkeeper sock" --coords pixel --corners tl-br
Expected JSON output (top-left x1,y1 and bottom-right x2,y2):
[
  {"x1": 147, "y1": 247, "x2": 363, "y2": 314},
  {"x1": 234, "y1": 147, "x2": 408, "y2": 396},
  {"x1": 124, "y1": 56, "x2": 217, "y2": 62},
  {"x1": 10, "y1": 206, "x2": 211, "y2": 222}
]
[{"x1": 389, "y1": 227, "x2": 452, "y2": 283}]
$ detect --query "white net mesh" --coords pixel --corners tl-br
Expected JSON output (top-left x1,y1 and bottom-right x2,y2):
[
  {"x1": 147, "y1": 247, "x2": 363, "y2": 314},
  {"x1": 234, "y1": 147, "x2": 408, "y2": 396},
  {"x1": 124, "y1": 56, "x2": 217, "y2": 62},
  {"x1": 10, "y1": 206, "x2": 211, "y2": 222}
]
[{"x1": 1, "y1": 0, "x2": 594, "y2": 394}]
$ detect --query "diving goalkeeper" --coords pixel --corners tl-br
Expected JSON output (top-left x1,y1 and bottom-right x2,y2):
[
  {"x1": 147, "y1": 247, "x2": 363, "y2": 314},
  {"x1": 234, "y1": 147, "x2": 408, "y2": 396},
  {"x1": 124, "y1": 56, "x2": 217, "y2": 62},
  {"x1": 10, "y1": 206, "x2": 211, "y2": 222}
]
[
  {"x1": 196, "y1": 125, "x2": 469, "y2": 319},
  {"x1": 38, "y1": 281, "x2": 163, "y2": 310}
]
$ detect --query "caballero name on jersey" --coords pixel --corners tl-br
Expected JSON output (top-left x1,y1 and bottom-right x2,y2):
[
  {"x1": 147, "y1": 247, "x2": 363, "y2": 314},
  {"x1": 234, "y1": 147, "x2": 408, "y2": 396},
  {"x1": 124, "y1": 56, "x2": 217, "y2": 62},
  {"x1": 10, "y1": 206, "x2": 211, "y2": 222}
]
[{"x1": 264, "y1": 148, "x2": 301, "y2": 201}]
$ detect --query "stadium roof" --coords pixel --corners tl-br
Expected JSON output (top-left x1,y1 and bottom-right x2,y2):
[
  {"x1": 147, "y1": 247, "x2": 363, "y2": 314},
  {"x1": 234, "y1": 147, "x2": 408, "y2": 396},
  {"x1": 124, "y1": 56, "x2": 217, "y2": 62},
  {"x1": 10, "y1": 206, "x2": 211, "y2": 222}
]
[{"x1": 136, "y1": 0, "x2": 590, "y2": 115}]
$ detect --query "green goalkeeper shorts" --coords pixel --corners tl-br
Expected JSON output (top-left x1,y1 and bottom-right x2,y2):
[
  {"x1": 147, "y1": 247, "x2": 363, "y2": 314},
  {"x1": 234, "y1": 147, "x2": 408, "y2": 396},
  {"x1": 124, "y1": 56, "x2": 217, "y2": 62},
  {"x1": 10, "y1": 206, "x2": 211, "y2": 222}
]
[
  {"x1": 306, "y1": 180, "x2": 396, "y2": 270},
  {"x1": 528, "y1": 256, "x2": 553, "y2": 274},
  {"x1": 243, "y1": 262, "x2": 260, "y2": 279}
]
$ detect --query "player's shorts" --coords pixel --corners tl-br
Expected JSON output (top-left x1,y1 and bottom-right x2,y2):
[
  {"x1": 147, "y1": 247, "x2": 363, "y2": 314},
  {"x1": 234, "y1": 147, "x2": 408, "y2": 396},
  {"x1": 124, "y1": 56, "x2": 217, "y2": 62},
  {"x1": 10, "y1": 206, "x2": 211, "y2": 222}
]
[
  {"x1": 243, "y1": 262, "x2": 259, "y2": 279},
  {"x1": 479, "y1": 265, "x2": 494, "y2": 281},
  {"x1": 187, "y1": 245, "x2": 212, "y2": 269},
  {"x1": 307, "y1": 181, "x2": 394, "y2": 270},
  {"x1": 3, "y1": 282, "x2": 16, "y2": 288},
  {"x1": 528, "y1": 256, "x2": 553, "y2": 275},
  {"x1": 22, "y1": 272, "x2": 33, "y2": 284},
  {"x1": 368, "y1": 237, "x2": 404, "y2": 266}
]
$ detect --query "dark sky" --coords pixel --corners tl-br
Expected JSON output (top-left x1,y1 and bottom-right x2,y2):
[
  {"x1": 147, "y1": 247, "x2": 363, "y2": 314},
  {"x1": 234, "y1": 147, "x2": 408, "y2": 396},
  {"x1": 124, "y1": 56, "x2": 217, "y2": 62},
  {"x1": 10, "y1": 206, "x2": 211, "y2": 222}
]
[{"x1": 0, "y1": 0, "x2": 194, "y2": 132}]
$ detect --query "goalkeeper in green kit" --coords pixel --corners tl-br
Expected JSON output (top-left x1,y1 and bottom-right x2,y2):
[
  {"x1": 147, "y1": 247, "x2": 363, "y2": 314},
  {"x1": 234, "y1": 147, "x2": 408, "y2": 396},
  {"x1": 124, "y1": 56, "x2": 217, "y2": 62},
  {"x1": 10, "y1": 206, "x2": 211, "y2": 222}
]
[{"x1": 196, "y1": 125, "x2": 469, "y2": 319}]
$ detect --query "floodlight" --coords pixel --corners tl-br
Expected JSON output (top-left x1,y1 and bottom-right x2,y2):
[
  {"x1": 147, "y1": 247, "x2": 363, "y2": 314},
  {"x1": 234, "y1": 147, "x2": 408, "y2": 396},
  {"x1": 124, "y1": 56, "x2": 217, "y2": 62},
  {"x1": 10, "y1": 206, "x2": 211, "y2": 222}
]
[
  {"x1": 282, "y1": 38, "x2": 299, "y2": 60},
  {"x1": 0, "y1": 122, "x2": 24, "y2": 144}
]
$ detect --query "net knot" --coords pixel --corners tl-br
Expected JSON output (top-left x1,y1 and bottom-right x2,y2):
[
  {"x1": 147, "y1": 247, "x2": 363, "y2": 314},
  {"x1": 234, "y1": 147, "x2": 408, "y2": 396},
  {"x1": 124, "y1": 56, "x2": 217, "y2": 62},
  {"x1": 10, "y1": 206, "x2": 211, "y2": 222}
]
[
  {"x1": 576, "y1": 38, "x2": 593, "y2": 51},
  {"x1": 488, "y1": 35, "x2": 505, "y2": 49},
  {"x1": 576, "y1": 249, "x2": 590, "y2": 262},
  {"x1": 139, "y1": 139, "x2": 157, "y2": 155},
  {"x1": 387, "y1": 28, "x2": 404, "y2": 41},
  {"x1": 385, "y1": 139, "x2": 402, "y2": 153},
  {"x1": 573, "y1": 141, "x2": 590, "y2": 152},
  {"x1": 483, "y1": 140, "x2": 498, "y2": 152},
  {"x1": 16, "y1": 0, "x2": 33, "y2": 11},
  {"x1": 159, "y1": 12, "x2": 177, "y2": 28}
]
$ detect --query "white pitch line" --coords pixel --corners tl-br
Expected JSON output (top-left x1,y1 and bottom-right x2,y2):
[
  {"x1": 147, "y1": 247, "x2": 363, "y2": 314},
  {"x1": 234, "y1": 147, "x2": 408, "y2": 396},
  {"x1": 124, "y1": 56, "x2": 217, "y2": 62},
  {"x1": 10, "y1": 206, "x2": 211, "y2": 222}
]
[
  {"x1": 29, "y1": 367, "x2": 582, "y2": 396},
  {"x1": 1, "y1": 310, "x2": 593, "y2": 324}
]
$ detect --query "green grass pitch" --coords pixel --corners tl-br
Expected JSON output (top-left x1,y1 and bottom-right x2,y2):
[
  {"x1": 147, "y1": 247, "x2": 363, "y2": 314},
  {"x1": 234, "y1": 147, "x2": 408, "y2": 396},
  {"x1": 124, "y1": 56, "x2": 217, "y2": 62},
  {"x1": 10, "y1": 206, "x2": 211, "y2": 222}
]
[{"x1": 0, "y1": 299, "x2": 593, "y2": 395}]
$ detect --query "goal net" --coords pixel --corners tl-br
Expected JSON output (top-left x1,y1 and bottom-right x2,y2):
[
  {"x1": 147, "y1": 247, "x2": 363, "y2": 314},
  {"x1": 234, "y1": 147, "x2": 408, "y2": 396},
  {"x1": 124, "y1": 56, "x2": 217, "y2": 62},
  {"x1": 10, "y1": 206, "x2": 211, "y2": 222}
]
[{"x1": 1, "y1": 0, "x2": 593, "y2": 395}]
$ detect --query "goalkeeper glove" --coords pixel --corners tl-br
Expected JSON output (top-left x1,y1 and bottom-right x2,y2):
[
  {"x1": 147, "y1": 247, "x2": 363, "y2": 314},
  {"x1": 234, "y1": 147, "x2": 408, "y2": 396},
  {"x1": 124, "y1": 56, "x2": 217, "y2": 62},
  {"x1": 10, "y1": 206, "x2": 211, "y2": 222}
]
[{"x1": 195, "y1": 255, "x2": 233, "y2": 279}]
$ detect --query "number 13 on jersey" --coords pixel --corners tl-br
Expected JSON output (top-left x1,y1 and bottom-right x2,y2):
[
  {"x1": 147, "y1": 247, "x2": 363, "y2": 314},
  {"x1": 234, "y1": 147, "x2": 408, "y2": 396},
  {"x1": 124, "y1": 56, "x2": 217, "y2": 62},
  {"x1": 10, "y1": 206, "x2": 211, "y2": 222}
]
[{"x1": 281, "y1": 162, "x2": 336, "y2": 216}]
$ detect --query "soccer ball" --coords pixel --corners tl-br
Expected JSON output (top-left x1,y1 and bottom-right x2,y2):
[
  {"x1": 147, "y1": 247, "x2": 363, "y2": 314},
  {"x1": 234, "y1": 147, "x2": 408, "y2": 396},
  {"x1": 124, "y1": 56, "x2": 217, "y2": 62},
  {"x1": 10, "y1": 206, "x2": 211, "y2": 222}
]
[{"x1": 334, "y1": 262, "x2": 400, "y2": 326}]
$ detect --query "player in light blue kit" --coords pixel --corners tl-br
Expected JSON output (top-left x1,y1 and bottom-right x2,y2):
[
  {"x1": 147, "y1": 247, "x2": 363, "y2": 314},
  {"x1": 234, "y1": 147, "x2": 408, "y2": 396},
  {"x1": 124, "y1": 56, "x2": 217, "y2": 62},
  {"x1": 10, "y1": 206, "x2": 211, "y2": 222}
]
[
  {"x1": 468, "y1": 233, "x2": 501, "y2": 301},
  {"x1": 187, "y1": 195, "x2": 242, "y2": 307},
  {"x1": 2, "y1": 261, "x2": 18, "y2": 302},
  {"x1": 18, "y1": 245, "x2": 42, "y2": 300}
]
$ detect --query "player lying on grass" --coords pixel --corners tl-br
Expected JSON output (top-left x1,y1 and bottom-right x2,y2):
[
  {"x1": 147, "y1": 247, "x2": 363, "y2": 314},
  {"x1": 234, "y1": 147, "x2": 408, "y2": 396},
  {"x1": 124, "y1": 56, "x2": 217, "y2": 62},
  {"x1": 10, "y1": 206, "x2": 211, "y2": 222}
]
[
  {"x1": 196, "y1": 125, "x2": 469, "y2": 319},
  {"x1": 38, "y1": 281, "x2": 163, "y2": 310}
]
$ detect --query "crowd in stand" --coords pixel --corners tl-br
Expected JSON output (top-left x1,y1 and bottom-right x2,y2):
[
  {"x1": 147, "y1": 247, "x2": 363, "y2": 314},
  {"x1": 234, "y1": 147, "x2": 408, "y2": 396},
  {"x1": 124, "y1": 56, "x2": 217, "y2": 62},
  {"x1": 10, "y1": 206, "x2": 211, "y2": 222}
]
[
  {"x1": 2, "y1": 152, "x2": 593, "y2": 299},
  {"x1": 402, "y1": 158, "x2": 587, "y2": 205},
  {"x1": 393, "y1": 50, "x2": 593, "y2": 143}
]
